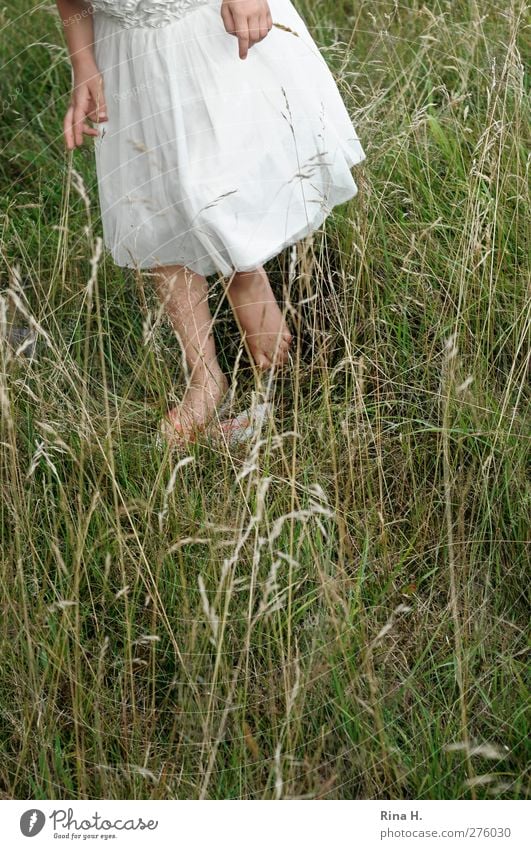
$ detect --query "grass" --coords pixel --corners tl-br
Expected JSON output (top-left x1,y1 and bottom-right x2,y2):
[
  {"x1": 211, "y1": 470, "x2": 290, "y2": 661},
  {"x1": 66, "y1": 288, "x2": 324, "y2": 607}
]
[{"x1": 0, "y1": 0, "x2": 529, "y2": 799}]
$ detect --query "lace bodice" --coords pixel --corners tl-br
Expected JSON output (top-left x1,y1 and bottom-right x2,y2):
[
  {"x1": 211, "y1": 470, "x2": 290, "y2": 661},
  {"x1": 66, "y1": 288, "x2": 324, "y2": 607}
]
[{"x1": 89, "y1": 0, "x2": 213, "y2": 28}]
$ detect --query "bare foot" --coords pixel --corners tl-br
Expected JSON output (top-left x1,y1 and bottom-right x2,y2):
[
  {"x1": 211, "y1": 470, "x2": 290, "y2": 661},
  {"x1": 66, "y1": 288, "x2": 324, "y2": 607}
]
[
  {"x1": 225, "y1": 266, "x2": 293, "y2": 369},
  {"x1": 166, "y1": 368, "x2": 229, "y2": 434}
]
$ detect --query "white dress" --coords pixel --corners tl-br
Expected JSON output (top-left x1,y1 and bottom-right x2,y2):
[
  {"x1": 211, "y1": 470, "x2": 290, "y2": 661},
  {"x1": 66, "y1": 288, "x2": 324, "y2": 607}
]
[{"x1": 91, "y1": 0, "x2": 366, "y2": 277}]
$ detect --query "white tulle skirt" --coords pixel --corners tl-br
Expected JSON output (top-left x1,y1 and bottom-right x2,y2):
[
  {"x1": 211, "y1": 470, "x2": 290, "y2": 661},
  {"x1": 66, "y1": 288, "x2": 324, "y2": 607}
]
[{"x1": 92, "y1": 0, "x2": 366, "y2": 277}]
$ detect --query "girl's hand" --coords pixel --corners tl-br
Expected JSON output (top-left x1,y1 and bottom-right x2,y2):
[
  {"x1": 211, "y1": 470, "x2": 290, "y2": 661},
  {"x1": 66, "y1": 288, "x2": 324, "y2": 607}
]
[
  {"x1": 221, "y1": 0, "x2": 273, "y2": 60},
  {"x1": 63, "y1": 64, "x2": 108, "y2": 150}
]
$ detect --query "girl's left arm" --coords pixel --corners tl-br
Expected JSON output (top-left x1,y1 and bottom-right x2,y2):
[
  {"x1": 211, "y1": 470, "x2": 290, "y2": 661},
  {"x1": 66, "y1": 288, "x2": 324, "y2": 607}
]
[
  {"x1": 56, "y1": 0, "x2": 96, "y2": 72},
  {"x1": 55, "y1": 1, "x2": 108, "y2": 149}
]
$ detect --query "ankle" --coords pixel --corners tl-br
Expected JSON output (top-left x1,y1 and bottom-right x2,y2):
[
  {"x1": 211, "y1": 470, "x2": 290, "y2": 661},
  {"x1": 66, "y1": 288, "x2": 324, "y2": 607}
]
[{"x1": 187, "y1": 363, "x2": 227, "y2": 390}]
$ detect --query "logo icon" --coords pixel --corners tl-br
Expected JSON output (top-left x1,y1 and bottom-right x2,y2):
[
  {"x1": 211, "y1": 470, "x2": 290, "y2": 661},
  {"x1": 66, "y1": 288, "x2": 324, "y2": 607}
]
[{"x1": 20, "y1": 810, "x2": 46, "y2": 837}]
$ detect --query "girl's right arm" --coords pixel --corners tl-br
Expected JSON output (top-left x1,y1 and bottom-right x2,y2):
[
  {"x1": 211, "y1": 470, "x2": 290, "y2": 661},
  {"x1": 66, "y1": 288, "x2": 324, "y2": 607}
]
[{"x1": 55, "y1": 1, "x2": 108, "y2": 149}]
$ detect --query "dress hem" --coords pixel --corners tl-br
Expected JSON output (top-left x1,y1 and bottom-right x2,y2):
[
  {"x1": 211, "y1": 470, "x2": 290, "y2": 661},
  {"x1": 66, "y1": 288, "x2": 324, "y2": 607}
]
[{"x1": 103, "y1": 154, "x2": 366, "y2": 278}]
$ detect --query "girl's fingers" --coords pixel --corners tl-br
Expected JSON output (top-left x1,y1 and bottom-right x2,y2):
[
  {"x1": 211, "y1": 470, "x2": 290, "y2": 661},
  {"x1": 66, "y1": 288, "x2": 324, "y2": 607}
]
[
  {"x1": 73, "y1": 103, "x2": 87, "y2": 146},
  {"x1": 93, "y1": 95, "x2": 108, "y2": 122},
  {"x1": 233, "y1": 13, "x2": 250, "y2": 59},
  {"x1": 87, "y1": 85, "x2": 108, "y2": 122},
  {"x1": 220, "y1": 3, "x2": 236, "y2": 35},
  {"x1": 87, "y1": 106, "x2": 108, "y2": 122},
  {"x1": 63, "y1": 104, "x2": 75, "y2": 150},
  {"x1": 248, "y1": 14, "x2": 261, "y2": 47},
  {"x1": 220, "y1": 5, "x2": 271, "y2": 55},
  {"x1": 259, "y1": 13, "x2": 270, "y2": 40},
  {"x1": 241, "y1": 10, "x2": 271, "y2": 56},
  {"x1": 64, "y1": 103, "x2": 103, "y2": 150}
]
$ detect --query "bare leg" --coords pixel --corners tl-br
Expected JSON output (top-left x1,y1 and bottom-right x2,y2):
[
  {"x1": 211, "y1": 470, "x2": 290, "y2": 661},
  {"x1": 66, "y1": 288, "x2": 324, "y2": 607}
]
[
  {"x1": 151, "y1": 263, "x2": 228, "y2": 430},
  {"x1": 224, "y1": 265, "x2": 293, "y2": 369}
]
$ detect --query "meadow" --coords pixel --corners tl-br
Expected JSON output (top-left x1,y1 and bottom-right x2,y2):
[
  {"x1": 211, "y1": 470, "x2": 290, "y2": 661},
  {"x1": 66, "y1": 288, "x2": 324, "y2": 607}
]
[{"x1": 0, "y1": 0, "x2": 529, "y2": 799}]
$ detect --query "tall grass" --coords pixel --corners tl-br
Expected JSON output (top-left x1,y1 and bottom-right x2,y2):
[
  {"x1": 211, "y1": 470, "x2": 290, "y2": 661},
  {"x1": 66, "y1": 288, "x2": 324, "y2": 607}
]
[{"x1": 0, "y1": 0, "x2": 529, "y2": 799}]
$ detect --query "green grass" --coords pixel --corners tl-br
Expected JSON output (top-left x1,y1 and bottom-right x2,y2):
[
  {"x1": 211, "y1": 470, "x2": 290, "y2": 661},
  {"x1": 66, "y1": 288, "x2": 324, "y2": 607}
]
[{"x1": 0, "y1": 0, "x2": 529, "y2": 799}]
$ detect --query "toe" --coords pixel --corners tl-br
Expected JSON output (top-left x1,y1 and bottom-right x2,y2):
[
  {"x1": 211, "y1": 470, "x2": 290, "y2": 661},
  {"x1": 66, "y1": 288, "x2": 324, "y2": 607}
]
[
  {"x1": 257, "y1": 353, "x2": 272, "y2": 370},
  {"x1": 270, "y1": 349, "x2": 288, "y2": 367}
]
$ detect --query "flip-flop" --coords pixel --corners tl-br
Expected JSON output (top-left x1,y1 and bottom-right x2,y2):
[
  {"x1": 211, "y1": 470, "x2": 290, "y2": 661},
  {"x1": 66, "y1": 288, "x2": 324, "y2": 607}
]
[{"x1": 217, "y1": 402, "x2": 272, "y2": 446}]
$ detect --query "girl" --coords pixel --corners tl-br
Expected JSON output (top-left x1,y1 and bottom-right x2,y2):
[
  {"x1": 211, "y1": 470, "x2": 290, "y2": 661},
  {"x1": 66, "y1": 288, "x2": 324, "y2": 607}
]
[{"x1": 56, "y1": 0, "x2": 366, "y2": 447}]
